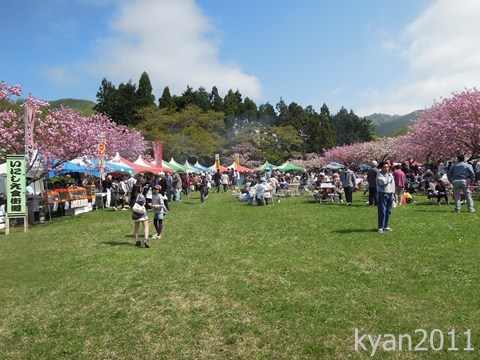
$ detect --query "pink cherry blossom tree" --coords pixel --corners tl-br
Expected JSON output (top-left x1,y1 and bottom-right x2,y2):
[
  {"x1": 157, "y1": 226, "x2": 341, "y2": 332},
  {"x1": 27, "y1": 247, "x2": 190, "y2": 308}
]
[
  {"x1": 1, "y1": 81, "x2": 147, "y2": 181},
  {"x1": 406, "y1": 88, "x2": 480, "y2": 161}
]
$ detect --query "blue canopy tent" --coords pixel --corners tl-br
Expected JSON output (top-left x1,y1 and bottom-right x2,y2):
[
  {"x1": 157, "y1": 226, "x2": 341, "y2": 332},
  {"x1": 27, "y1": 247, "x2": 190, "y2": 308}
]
[
  {"x1": 46, "y1": 158, "x2": 134, "y2": 179},
  {"x1": 324, "y1": 162, "x2": 344, "y2": 170},
  {"x1": 194, "y1": 161, "x2": 213, "y2": 173},
  {"x1": 45, "y1": 159, "x2": 89, "y2": 179},
  {"x1": 184, "y1": 161, "x2": 204, "y2": 173},
  {"x1": 90, "y1": 159, "x2": 134, "y2": 175}
]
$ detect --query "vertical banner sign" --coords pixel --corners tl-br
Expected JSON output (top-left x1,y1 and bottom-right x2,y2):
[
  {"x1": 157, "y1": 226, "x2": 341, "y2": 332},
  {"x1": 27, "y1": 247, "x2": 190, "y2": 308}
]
[
  {"x1": 235, "y1": 154, "x2": 240, "y2": 166},
  {"x1": 269, "y1": 164, "x2": 273, "y2": 178},
  {"x1": 98, "y1": 138, "x2": 106, "y2": 167},
  {"x1": 24, "y1": 105, "x2": 36, "y2": 165},
  {"x1": 154, "y1": 141, "x2": 163, "y2": 168},
  {"x1": 215, "y1": 154, "x2": 220, "y2": 170},
  {"x1": 7, "y1": 155, "x2": 26, "y2": 218}
]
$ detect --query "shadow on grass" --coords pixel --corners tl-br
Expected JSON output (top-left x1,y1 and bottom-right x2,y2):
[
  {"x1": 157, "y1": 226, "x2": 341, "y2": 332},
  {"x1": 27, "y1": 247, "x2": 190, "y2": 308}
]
[
  {"x1": 332, "y1": 228, "x2": 379, "y2": 234},
  {"x1": 101, "y1": 241, "x2": 132, "y2": 246}
]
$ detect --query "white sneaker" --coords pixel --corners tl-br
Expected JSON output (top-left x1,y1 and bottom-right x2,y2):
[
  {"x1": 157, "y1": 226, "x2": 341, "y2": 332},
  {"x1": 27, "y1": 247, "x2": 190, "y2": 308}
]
[
  {"x1": 378, "y1": 228, "x2": 384, "y2": 233},
  {"x1": 384, "y1": 227, "x2": 393, "y2": 232}
]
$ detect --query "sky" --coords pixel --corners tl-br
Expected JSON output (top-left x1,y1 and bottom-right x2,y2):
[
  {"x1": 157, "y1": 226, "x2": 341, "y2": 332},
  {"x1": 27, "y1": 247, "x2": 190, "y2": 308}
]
[{"x1": 2, "y1": 0, "x2": 480, "y2": 116}]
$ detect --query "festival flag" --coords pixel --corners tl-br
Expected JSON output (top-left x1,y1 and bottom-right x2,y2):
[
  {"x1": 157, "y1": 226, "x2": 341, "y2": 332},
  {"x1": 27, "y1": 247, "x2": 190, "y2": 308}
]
[
  {"x1": 154, "y1": 141, "x2": 163, "y2": 168},
  {"x1": 235, "y1": 154, "x2": 240, "y2": 166},
  {"x1": 98, "y1": 138, "x2": 106, "y2": 167},
  {"x1": 215, "y1": 154, "x2": 220, "y2": 170},
  {"x1": 24, "y1": 105, "x2": 36, "y2": 165}
]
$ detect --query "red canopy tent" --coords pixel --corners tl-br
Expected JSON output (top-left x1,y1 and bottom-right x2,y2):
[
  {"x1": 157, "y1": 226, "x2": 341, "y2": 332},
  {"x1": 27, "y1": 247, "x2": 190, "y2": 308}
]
[
  {"x1": 110, "y1": 153, "x2": 156, "y2": 175},
  {"x1": 134, "y1": 155, "x2": 173, "y2": 173},
  {"x1": 227, "y1": 161, "x2": 254, "y2": 173},
  {"x1": 144, "y1": 159, "x2": 173, "y2": 173},
  {"x1": 119, "y1": 156, "x2": 155, "y2": 175},
  {"x1": 235, "y1": 165, "x2": 254, "y2": 173}
]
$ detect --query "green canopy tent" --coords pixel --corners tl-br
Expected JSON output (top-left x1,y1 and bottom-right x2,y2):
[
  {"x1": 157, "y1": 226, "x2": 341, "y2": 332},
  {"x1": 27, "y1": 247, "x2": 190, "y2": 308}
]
[
  {"x1": 166, "y1": 158, "x2": 190, "y2": 172},
  {"x1": 255, "y1": 161, "x2": 278, "y2": 172},
  {"x1": 277, "y1": 161, "x2": 305, "y2": 172}
]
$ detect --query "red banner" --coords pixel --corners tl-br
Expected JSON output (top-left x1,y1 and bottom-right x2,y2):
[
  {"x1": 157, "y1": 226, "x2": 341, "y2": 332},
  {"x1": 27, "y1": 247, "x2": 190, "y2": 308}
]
[{"x1": 154, "y1": 141, "x2": 163, "y2": 168}]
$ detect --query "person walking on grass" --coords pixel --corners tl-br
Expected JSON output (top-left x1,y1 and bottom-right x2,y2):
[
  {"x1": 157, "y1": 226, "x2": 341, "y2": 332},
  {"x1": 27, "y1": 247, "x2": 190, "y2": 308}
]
[
  {"x1": 132, "y1": 194, "x2": 149, "y2": 248},
  {"x1": 197, "y1": 174, "x2": 209, "y2": 203},
  {"x1": 221, "y1": 171, "x2": 230, "y2": 192},
  {"x1": 366, "y1": 160, "x2": 379, "y2": 206},
  {"x1": 376, "y1": 162, "x2": 395, "y2": 233},
  {"x1": 151, "y1": 185, "x2": 167, "y2": 239},
  {"x1": 213, "y1": 169, "x2": 222, "y2": 193},
  {"x1": 447, "y1": 154, "x2": 475, "y2": 213},
  {"x1": 393, "y1": 164, "x2": 406, "y2": 206},
  {"x1": 340, "y1": 163, "x2": 356, "y2": 205}
]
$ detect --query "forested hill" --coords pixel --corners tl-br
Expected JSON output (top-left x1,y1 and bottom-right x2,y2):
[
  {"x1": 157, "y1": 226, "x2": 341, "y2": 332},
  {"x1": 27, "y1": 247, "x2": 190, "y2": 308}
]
[
  {"x1": 49, "y1": 99, "x2": 96, "y2": 116},
  {"x1": 49, "y1": 96, "x2": 419, "y2": 138},
  {"x1": 366, "y1": 111, "x2": 421, "y2": 137}
]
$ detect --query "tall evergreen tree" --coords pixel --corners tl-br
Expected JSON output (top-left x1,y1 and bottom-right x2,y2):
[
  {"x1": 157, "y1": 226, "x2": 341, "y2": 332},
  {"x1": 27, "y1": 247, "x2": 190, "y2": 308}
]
[
  {"x1": 94, "y1": 78, "x2": 117, "y2": 117},
  {"x1": 333, "y1": 107, "x2": 375, "y2": 145},
  {"x1": 223, "y1": 89, "x2": 243, "y2": 130},
  {"x1": 176, "y1": 86, "x2": 195, "y2": 110},
  {"x1": 319, "y1": 103, "x2": 336, "y2": 151},
  {"x1": 210, "y1": 86, "x2": 224, "y2": 112},
  {"x1": 136, "y1": 71, "x2": 155, "y2": 108},
  {"x1": 191, "y1": 86, "x2": 211, "y2": 112},
  {"x1": 275, "y1": 98, "x2": 289, "y2": 126},
  {"x1": 241, "y1": 97, "x2": 258, "y2": 125},
  {"x1": 258, "y1": 102, "x2": 278, "y2": 126},
  {"x1": 158, "y1": 86, "x2": 177, "y2": 112},
  {"x1": 115, "y1": 81, "x2": 143, "y2": 126}
]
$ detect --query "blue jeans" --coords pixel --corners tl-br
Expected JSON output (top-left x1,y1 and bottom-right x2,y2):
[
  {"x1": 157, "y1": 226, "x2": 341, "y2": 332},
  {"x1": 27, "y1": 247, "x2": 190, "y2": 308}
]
[
  {"x1": 174, "y1": 188, "x2": 181, "y2": 201},
  {"x1": 378, "y1": 192, "x2": 394, "y2": 229}
]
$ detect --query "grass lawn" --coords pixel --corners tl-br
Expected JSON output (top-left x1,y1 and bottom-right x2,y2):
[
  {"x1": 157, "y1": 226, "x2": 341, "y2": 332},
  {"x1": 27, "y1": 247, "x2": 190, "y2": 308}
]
[{"x1": 1, "y1": 190, "x2": 479, "y2": 359}]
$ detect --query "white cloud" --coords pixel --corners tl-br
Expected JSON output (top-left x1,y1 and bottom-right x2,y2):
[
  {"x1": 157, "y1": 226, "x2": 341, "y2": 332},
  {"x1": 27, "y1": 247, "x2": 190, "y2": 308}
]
[
  {"x1": 41, "y1": 66, "x2": 81, "y2": 87},
  {"x1": 358, "y1": 0, "x2": 480, "y2": 115},
  {"x1": 86, "y1": 0, "x2": 261, "y2": 100}
]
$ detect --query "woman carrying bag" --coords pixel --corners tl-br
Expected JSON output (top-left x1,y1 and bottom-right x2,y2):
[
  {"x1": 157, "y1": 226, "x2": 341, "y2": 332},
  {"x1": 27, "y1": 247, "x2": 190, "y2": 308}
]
[{"x1": 132, "y1": 194, "x2": 150, "y2": 248}]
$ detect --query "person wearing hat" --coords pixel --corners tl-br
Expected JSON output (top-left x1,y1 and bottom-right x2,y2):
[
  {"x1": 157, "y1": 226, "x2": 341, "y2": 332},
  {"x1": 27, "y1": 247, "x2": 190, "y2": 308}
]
[
  {"x1": 151, "y1": 185, "x2": 167, "y2": 239},
  {"x1": 131, "y1": 194, "x2": 149, "y2": 247},
  {"x1": 155, "y1": 172, "x2": 169, "y2": 211},
  {"x1": 366, "y1": 160, "x2": 379, "y2": 206}
]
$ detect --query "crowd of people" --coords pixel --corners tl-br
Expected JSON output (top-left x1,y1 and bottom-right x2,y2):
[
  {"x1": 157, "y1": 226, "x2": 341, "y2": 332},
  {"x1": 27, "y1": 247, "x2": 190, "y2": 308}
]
[{"x1": 37, "y1": 155, "x2": 479, "y2": 246}]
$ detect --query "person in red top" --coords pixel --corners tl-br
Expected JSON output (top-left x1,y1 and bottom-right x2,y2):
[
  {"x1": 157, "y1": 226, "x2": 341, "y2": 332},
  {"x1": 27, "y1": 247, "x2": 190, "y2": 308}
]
[{"x1": 392, "y1": 164, "x2": 406, "y2": 205}]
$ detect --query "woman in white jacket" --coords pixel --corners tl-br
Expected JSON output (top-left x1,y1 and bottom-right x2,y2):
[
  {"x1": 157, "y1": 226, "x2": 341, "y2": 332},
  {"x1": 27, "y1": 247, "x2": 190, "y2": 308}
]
[{"x1": 151, "y1": 185, "x2": 167, "y2": 239}]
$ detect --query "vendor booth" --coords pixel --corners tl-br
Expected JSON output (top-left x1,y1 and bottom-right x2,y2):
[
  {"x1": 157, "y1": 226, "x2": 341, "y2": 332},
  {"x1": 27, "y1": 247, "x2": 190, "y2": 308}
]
[{"x1": 42, "y1": 187, "x2": 89, "y2": 217}]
